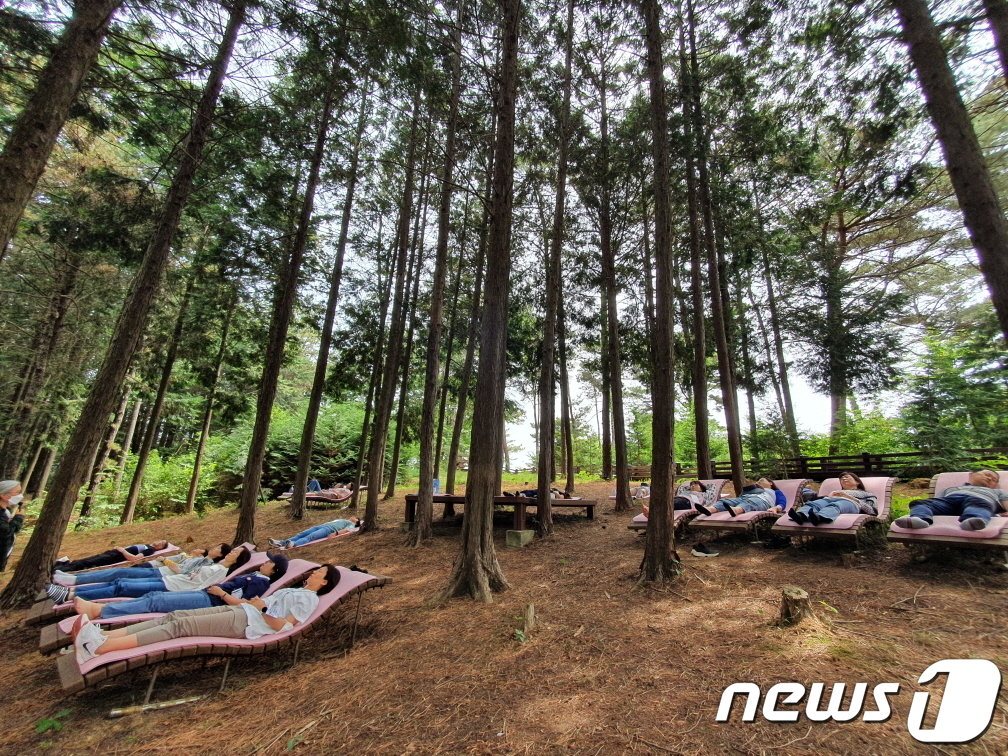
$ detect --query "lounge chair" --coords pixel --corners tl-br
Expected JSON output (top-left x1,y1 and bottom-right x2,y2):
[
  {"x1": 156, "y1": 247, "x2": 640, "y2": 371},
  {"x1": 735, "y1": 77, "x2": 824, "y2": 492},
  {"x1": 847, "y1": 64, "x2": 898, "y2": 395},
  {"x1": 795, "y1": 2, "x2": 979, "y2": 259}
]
[
  {"x1": 770, "y1": 476, "x2": 895, "y2": 547},
  {"x1": 40, "y1": 558, "x2": 320, "y2": 655},
  {"x1": 627, "y1": 479, "x2": 729, "y2": 534},
  {"x1": 56, "y1": 566, "x2": 390, "y2": 701},
  {"x1": 27, "y1": 552, "x2": 270, "y2": 627},
  {"x1": 688, "y1": 478, "x2": 812, "y2": 539},
  {"x1": 58, "y1": 543, "x2": 182, "y2": 573},
  {"x1": 271, "y1": 528, "x2": 358, "y2": 551},
  {"x1": 887, "y1": 471, "x2": 1008, "y2": 552}
]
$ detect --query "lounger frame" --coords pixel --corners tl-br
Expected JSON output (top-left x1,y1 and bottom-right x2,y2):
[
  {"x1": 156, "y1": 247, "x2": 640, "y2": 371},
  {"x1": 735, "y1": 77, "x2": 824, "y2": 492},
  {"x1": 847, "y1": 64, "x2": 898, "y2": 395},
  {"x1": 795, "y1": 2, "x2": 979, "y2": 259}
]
[
  {"x1": 770, "y1": 477, "x2": 895, "y2": 548},
  {"x1": 688, "y1": 479, "x2": 812, "y2": 539}
]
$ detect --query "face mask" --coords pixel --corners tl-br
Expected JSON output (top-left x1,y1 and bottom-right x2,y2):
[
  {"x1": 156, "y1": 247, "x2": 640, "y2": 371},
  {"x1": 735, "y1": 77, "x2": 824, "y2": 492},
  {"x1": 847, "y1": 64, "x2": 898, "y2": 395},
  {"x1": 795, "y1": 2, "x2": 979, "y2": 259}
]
[{"x1": 8, "y1": 494, "x2": 23, "y2": 506}]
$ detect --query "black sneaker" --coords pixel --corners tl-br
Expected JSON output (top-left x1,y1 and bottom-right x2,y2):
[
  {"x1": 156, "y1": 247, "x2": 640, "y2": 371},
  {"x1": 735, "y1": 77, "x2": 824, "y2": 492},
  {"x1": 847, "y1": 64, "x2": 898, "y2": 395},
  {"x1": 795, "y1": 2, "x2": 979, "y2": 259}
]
[
  {"x1": 691, "y1": 543, "x2": 719, "y2": 557},
  {"x1": 45, "y1": 583, "x2": 70, "y2": 604}
]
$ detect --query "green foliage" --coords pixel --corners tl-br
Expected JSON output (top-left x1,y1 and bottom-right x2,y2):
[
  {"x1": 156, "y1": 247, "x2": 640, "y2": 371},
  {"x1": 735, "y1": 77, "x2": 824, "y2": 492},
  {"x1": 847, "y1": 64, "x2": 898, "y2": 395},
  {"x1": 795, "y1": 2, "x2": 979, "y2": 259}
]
[{"x1": 34, "y1": 710, "x2": 70, "y2": 735}]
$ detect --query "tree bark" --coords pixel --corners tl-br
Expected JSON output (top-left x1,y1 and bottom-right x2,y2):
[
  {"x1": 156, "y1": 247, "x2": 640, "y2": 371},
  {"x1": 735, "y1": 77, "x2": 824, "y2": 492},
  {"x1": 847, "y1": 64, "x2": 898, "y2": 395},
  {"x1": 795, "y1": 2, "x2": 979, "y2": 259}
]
[
  {"x1": 0, "y1": 2, "x2": 245, "y2": 608},
  {"x1": 0, "y1": 0, "x2": 123, "y2": 257},
  {"x1": 558, "y1": 291, "x2": 575, "y2": 494},
  {"x1": 234, "y1": 80, "x2": 337, "y2": 545},
  {"x1": 983, "y1": 0, "x2": 1008, "y2": 83},
  {"x1": 892, "y1": 0, "x2": 1008, "y2": 340},
  {"x1": 412, "y1": 5, "x2": 464, "y2": 545},
  {"x1": 121, "y1": 276, "x2": 194, "y2": 523},
  {"x1": 639, "y1": 0, "x2": 680, "y2": 583},
  {"x1": 113, "y1": 398, "x2": 141, "y2": 500},
  {"x1": 438, "y1": 0, "x2": 518, "y2": 602},
  {"x1": 536, "y1": 0, "x2": 575, "y2": 535},
  {"x1": 362, "y1": 88, "x2": 423, "y2": 530},
  {"x1": 76, "y1": 384, "x2": 129, "y2": 525},
  {"x1": 290, "y1": 86, "x2": 369, "y2": 520},
  {"x1": 599, "y1": 292, "x2": 612, "y2": 480}
]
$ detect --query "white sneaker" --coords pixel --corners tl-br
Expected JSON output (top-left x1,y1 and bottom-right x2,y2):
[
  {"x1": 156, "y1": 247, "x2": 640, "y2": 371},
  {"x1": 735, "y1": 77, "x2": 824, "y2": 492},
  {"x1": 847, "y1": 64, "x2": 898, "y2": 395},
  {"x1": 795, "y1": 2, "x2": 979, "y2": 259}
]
[
  {"x1": 52, "y1": 570, "x2": 75, "y2": 586},
  {"x1": 74, "y1": 620, "x2": 106, "y2": 663}
]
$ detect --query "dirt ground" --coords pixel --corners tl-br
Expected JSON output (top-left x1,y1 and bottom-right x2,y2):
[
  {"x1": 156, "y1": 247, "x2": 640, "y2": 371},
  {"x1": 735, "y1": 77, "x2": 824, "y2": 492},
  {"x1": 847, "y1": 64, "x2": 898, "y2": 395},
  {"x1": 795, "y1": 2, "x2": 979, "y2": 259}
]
[{"x1": 0, "y1": 480, "x2": 1006, "y2": 755}]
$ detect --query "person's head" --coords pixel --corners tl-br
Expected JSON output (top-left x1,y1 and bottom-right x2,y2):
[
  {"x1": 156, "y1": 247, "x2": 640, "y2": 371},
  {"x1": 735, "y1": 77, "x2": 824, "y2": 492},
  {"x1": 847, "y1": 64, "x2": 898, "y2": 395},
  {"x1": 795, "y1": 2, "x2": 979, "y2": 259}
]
[
  {"x1": 262, "y1": 553, "x2": 289, "y2": 583},
  {"x1": 757, "y1": 477, "x2": 778, "y2": 490},
  {"x1": 207, "y1": 543, "x2": 232, "y2": 561},
  {"x1": 350, "y1": 517, "x2": 361, "y2": 528},
  {"x1": 223, "y1": 546, "x2": 251, "y2": 575},
  {"x1": 151, "y1": 540, "x2": 169, "y2": 551},
  {"x1": 306, "y1": 564, "x2": 341, "y2": 596},
  {"x1": 0, "y1": 480, "x2": 23, "y2": 506},
  {"x1": 968, "y1": 470, "x2": 1000, "y2": 488},
  {"x1": 837, "y1": 471, "x2": 865, "y2": 490},
  {"x1": 689, "y1": 481, "x2": 706, "y2": 492}
]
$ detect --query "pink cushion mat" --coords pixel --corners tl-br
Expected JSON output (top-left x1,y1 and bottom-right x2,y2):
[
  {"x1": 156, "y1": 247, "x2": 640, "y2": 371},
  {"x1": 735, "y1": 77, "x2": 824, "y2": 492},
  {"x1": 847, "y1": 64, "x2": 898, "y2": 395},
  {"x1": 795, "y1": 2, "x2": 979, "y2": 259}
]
[
  {"x1": 76, "y1": 566, "x2": 377, "y2": 675},
  {"x1": 889, "y1": 515, "x2": 1008, "y2": 539},
  {"x1": 774, "y1": 514, "x2": 869, "y2": 531},
  {"x1": 281, "y1": 530, "x2": 357, "y2": 551},
  {"x1": 773, "y1": 477, "x2": 894, "y2": 533}
]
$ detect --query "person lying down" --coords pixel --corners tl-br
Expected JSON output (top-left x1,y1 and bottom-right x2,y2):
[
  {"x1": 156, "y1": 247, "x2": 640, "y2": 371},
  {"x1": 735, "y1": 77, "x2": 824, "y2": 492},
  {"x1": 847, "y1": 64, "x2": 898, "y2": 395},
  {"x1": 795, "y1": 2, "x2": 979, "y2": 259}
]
[
  {"x1": 72, "y1": 564, "x2": 341, "y2": 663},
  {"x1": 267, "y1": 518, "x2": 361, "y2": 550}
]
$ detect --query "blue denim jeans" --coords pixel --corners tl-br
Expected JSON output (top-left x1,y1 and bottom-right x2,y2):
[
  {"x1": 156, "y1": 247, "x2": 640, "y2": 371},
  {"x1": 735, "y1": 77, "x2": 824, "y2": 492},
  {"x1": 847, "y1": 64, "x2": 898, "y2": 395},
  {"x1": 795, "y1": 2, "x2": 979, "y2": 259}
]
[
  {"x1": 70, "y1": 564, "x2": 157, "y2": 585},
  {"x1": 795, "y1": 496, "x2": 860, "y2": 523},
  {"x1": 714, "y1": 493, "x2": 773, "y2": 513},
  {"x1": 909, "y1": 494, "x2": 996, "y2": 524},
  {"x1": 289, "y1": 524, "x2": 339, "y2": 547},
  {"x1": 75, "y1": 576, "x2": 167, "y2": 600},
  {"x1": 98, "y1": 589, "x2": 215, "y2": 618}
]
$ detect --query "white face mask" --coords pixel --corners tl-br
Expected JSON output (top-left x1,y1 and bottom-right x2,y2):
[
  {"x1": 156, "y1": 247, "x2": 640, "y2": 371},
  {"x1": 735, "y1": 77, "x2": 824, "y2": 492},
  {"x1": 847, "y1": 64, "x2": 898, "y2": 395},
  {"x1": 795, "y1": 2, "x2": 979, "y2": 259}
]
[{"x1": 8, "y1": 494, "x2": 23, "y2": 506}]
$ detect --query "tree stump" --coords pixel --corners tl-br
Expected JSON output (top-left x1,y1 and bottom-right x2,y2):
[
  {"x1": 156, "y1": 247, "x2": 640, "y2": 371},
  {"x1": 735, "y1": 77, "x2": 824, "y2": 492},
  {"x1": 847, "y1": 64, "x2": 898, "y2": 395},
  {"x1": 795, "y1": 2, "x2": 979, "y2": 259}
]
[{"x1": 779, "y1": 586, "x2": 812, "y2": 626}]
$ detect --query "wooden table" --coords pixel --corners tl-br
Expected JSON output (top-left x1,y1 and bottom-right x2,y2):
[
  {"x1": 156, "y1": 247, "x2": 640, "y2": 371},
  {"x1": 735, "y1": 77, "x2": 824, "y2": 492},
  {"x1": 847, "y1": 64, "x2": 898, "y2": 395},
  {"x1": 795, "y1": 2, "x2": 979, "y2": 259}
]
[{"x1": 404, "y1": 494, "x2": 597, "y2": 530}]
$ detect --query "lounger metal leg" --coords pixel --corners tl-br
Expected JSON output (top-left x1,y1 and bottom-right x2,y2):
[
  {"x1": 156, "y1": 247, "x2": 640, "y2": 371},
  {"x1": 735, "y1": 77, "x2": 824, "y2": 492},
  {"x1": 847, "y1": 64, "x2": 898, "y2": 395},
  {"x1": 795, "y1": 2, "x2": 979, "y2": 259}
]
[
  {"x1": 143, "y1": 667, "x2": 160, "y2": 706},
  {"x1": 292, "y1": 638, "x2": 302, "y2": 665},
  {"x1": 351, "y1": 591, "x2": 363, "y2": 648},
  {"x1": 218, "y1": 658, "x2": 232, "y2": 692}
]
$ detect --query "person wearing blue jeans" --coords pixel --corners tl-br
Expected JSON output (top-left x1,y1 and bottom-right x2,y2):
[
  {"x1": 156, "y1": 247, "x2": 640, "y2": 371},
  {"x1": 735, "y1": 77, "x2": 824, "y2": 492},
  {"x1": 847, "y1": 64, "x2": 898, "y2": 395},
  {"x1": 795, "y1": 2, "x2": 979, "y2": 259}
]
[
  {"x1": 75, "y1": 553, "x2": 289, "y2": 620},
  {"x1": 268, "y1": 517, "x2": 360, "y2": 549},
  {"x1": 895, "y1": 470, "x2": 1008, "y2": 531},
  {"x1": 695, "y1": 478, "x2": 784, "y2": 517},
  {"x1": 52, "y1": 543, "x2": 231, "y2": 587},
  {"x1": 789, "y1": 471, "x2": 877, "y2": 525}
]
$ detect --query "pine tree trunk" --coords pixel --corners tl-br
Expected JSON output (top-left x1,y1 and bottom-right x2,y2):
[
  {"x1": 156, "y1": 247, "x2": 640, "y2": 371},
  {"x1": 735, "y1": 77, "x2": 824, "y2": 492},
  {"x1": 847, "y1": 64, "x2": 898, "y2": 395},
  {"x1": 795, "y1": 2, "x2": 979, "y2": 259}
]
[
  {"x1": 113, "y1": 398, "x2": 141, "y2": 500},
  {"x1": 77, "y1": 386, "x2": 129, "y2": 525},
  {"x1": 0, "y1": 3, "x2": 245, "y2": 608},
  {"x1": 639, "y1": 0, "x2": 680, "y2": 584},
  {"x1": 290, "y1": 87, "x2": 368, "y2": 520},
  {"x1": 363, "y1": 88, "x2": 423, "y2": 531},
  {"x1": 600, "y1": 292, "x2": 613, "y2": 480},
  {"x1": 558, "y1": 292, "x2": 575, "y2": 493},
  {"x1": 686, "y1": 0, "x2": 744, "y2": 493},
  {"x1": 438, "y1": 0, "x2": 519, "y2": 602},
  {"x1": 412, "y1": 6, "x2": 464, "y2": 545},
  {"x1": 535, "y1": 0, "x2": 575, "y2": 536},
  {"x1": 0, "y1": 0, "x2": 123, "y2": 256},
  {"x1": 983, "y1": 0, "x2": 1008, "y2": 83},
  {"x1": 121, "y1": 277, "x2": 194, "y2": 523},
  {"x1": 892, "y1": 0, "x2": 1008, "y2": 340},
  {"x1": 186, "y1": 293, "x2": 235, "y2": 514},
  {"x1": 234, "y1": 82, "x2": 337, "y2": 545}
]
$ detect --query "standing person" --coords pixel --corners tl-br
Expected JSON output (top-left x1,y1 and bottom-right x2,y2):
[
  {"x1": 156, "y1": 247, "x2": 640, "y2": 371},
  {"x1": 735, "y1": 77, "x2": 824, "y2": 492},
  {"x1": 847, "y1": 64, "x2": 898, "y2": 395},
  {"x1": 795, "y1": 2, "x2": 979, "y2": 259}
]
[
  {"x1": 895, "y1": 470, "x2": 1008, "y2": 530},
  {"x1": 788, "y1": 471, "x2": 877, "y2": 525},
  {"x1": 0, "y1": 480, "x2": 25, "y2": 571}
]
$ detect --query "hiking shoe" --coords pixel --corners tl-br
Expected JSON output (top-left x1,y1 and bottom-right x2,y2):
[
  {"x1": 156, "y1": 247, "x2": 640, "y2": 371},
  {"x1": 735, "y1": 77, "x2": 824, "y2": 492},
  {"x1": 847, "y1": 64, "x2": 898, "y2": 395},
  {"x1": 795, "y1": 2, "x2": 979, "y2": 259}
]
[
  {"x1": 45, "y1": 583, "x2": 71, "y2": 604},
  {"x1": 691, "y1": 543, "x2": 719, "y2": 557},
  {"x1": 895, "y1": 515, "x2": 930, "y2": 529},
  {"x1": 694, "y1": 502, "x2": 713, "y2": 516},
  {"x1": 51, "y1": 570, "x2": 75, "y2": 586},
  {"x1": 788, "y1": 508, "x2": 808, "y2": 525},
  {"x1": 807, "y1": 511, "x2": 824, "y2": 526},
  {"x1": 961, "y1": 517, "x2": 988, "y2": 531},
  {"x1": 267, "y1": 538, "x2": 284, "y2": 549},
  {"x1": 282, "y1": 539, "x2": 295, "y2": 549}
]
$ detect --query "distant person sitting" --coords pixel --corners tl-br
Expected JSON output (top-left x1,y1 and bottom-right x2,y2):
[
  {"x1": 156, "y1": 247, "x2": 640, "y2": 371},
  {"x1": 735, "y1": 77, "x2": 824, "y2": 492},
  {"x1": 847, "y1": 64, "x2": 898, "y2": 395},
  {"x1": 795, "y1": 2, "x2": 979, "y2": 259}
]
[
  {"x1": 695, "y1": 477, "x2": 785, "y2": 516},
  {"x1": 53, "y1": 540, "x2": 170, "y2": 573},
  {"x1": 788, "y1": 471, "x2": 877, "y2": 525},
  {"x1": 74, "y1": 553, "x2": 289, "y2": 620},
  {"x1": 267, "y1": 517, "x2": 361, "y2": 550},
  {"x1": 895, "y1": 470, "x2": 1008, "y2": 531}
]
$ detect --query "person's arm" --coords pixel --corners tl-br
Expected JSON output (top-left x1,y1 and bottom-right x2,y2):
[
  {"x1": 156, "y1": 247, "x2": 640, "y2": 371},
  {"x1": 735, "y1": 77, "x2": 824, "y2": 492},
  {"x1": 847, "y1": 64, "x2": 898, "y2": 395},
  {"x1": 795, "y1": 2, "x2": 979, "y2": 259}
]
[
  {"x1": 163, "y1": 560, "x2": 183, "y2": 573},
  {"x1": 246, "y1": 596, "x2": 300, "y2": 631},
  {"x1": 206, "y1": 584, "x2": 246, "y2": 606},
  {"x1": 116, "y1": 547, "x2": 145, "y2": 563}
]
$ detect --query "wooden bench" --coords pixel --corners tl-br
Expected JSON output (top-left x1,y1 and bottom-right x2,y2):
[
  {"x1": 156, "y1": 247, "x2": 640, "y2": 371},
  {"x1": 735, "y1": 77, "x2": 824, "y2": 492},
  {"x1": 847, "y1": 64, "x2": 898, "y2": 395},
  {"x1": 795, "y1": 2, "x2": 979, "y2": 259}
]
[
  {"x1": 628, "y1": 466, "x2": 651, "y2": 480},
  {"x1": 404, "y1": 494, "x2": 597, "y2": 530}
]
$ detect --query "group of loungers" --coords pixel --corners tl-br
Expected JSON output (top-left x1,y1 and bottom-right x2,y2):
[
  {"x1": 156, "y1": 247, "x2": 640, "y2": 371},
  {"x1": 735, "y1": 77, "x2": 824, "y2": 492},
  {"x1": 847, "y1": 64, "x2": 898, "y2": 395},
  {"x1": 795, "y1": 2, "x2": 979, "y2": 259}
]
[
  {"x1": 628, "y1": 470, "x2": 1008, "y2": 555},
  {"x1": 29, "y1": 526, "x2": 386, "y2": 703}
]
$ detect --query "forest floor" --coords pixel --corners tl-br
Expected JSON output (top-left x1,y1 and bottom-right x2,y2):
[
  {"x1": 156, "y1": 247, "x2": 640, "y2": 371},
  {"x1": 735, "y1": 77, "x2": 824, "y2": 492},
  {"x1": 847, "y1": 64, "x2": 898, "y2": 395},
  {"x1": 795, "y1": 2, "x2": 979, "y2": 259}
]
[{"x1": 0, "y1": 480, "x2": 1006, "y2": 755}]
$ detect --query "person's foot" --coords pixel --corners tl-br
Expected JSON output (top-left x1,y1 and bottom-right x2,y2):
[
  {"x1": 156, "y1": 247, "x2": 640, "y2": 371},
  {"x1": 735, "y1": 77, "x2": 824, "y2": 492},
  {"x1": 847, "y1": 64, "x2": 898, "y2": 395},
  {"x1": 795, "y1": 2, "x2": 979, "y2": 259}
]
[
  {"x1": 961, "y1": 517, "x2": 988, "y2": 531},
  {"x1": 282, "y1": 539, "x2": 295, "y2": 549},
  {"x1": 691, "y1": 543, "x2": 719, "y2": 557},
  {"x1": 55, "y1": 556, "x2": 69, "y2": 563},
  {"x1": 694, "y1": 502, "x2": 713, "y2": 516},
  {"x1": 74, "y1": 620, "x2": 107, "y2": 663},
  {"x1": 349, "y1": 564, "x2": 368, "y2": 573},
  {"x1": 69, "y1": 614, "x2": 88, "y2": 643},
  {"x1": 788, "y1": 508, "x2": 808, "y2": 525},
  {"x1": 51, "y1": 570, "x2": 75, "y2": 586},
  {"x1": 267, "y1": 538, "x2": 284, "y2": 548},
  {"x1": 45, "y1": 583, "x2": 71, "y2": 604},
  {"x1": 895, "y1": 515, "x2": 931, "y2": 529},
  {"x1": 74, "y1": 596, "x2": 102, "y2": 620},
  {"x1": 807, "y1": 511, "x2": 824, "y2": 526}
]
